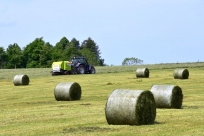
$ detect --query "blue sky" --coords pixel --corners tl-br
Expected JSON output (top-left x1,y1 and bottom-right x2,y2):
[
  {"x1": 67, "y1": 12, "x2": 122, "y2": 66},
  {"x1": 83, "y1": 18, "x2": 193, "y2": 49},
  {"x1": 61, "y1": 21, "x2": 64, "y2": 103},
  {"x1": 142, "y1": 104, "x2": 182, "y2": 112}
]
[{"x1": 0, "y1": 0, "x2": 203, "y2": 65}]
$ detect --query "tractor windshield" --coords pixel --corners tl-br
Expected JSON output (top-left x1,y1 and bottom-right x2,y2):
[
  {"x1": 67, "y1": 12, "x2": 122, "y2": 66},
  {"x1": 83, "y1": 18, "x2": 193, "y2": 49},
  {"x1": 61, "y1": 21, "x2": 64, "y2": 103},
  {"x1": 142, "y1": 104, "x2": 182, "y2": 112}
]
[
  {"x1": 71, "y1": 57, "x2": 88, "y2": 65},
  {"x1": 71, "y1": 59, "x2": 77, "y2": 64}
]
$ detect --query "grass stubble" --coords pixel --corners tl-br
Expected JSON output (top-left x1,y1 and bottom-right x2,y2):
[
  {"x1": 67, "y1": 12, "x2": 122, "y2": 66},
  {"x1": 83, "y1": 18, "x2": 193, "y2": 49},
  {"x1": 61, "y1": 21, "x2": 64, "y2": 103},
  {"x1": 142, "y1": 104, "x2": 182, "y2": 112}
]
[{"x1": 1, "y1": 64, "x2": 204, "y2": 135}]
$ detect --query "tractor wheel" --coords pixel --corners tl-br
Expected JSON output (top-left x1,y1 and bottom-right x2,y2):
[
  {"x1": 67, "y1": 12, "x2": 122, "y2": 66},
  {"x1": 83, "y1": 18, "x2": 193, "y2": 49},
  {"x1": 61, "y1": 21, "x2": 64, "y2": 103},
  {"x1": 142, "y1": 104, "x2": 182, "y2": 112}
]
[
  {"x1": 52, "y1": 72, "x2": 55, "y2": 76},
  {"x1": 77, "y1": 65, "x2": 85, "y2": 74},
  {"x1": 89, "y1": 66, "x2": 96, "y2": 74},
  {"x1": 64, "y1": 71, "x2": 69, "y2": 75}
]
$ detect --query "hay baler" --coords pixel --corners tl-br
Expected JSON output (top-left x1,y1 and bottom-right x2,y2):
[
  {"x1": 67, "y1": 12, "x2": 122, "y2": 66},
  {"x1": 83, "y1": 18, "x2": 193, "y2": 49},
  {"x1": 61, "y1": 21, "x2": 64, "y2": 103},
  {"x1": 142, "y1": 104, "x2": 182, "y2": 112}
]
[{"x1": 51, "y1": 61, "x2": 72, "y2": 75}]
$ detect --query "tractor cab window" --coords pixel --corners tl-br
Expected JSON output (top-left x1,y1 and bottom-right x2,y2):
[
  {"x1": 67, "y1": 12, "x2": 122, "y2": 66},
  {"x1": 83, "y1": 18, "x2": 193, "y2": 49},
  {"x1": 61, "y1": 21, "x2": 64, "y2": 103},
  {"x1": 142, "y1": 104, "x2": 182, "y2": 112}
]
[
  {"x1": 71, "y1": 57, "x2": 88, "y2": 65},
  {"x1": 71, "y1": 59, "x2": 77, "y2": 64},
  {"x1": 79, "y1": 59, "x2": 84, "y2": 63},
  {"x1": 81, "y1": 59, "x2": 88, "y2": 64}
]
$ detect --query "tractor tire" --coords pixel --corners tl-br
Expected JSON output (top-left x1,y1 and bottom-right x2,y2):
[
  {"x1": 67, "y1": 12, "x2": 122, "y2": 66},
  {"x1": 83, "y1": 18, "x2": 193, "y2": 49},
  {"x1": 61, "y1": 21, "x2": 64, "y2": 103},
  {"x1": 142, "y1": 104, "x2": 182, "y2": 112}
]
[
  {"x1": 52, "y1": 72, "x2": 55, "y2": 76},
  {"x1": 64, "y1": 71, "x2": 69, "y2": 75},
  {"x1": 89, "y1": 66, "x2": 96, "y2": 74},
  {"x1": 77, "y1": 65, "x2": 85, "y2": 74}
]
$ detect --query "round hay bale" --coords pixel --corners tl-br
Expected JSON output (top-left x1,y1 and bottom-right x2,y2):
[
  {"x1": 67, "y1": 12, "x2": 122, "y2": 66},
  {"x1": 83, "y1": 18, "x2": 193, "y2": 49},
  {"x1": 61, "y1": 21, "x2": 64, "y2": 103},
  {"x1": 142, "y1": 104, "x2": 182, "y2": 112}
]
[
  {"x1": 150, "y1": 85, "x2": 183, "y2": 108},
  {"x1": 174, "y1": 68, "x2": 189, "y2": 79},
  {"x1": 136, "y1": 68, "x2": 149, "y2": 78},
  {"x1": 13, "y1": 75, "x2": 29, "y2": 86},
  {"x1": 105, "y1": 89, "x2": 156, "y2": 125},
  {"x1": 54, "y1": 82, "x2": 81, "y2": 101}
]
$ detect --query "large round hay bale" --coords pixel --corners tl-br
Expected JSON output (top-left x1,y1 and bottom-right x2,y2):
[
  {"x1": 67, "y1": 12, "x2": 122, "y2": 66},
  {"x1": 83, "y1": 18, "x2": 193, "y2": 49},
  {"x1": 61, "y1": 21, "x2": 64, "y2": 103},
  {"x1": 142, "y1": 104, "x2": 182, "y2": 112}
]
[
  {"x1": 105, "y1": 89, "x2": 156, "y2": 125},
  {"x1": 174, "y1": 68, "x2": 189, "y2": 79},
  {"x1": 150, "y1": 85, "x2": 183, "y2": 108},
  {"x1": 54, "y1": 82, "x2": 81, "y2": 101},
  {"x1": 13, "y1": 75, "x2": 29, "y2": 86},
  {"x1": 136, "y1": 68, "x2": 149, "y2": 78}
]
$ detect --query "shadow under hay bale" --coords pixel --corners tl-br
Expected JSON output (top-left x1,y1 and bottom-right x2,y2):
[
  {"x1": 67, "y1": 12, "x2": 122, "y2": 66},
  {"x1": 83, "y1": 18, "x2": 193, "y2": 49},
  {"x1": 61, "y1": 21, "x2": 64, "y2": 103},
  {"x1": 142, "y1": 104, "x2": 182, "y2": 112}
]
[
  {"x1": 105, "y1": 89, "x2": 156, "y2": 125},
  {"x1": 136, "y1": 68, "x2": 149, "y2": 78},
  {"x1": 13, "y1": 75, "x2": 29, "y2": 86},
  {"x1": 174, "y1": 68, "x2": 189, "y2": 79},
  {"x1": 150, "y1": 85, "x2": 183, "y2": 109},
  {"x1": 54, "y1": 82, "x2": 81, "y2": 101}
]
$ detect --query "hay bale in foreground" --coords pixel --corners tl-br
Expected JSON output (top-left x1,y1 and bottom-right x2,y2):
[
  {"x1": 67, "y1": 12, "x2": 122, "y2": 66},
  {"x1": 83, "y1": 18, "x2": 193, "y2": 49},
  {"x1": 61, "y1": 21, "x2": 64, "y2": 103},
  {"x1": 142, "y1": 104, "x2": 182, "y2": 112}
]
[
  {"x1": 174, "y1": 68, "x2": 189, "y2": 79},
  {"x1": 136, "y1": 68, "x2": 149, "y2": 78},
  {"x1": 150, "y1": 85, "x2": 183, "y2": 108},
  {"x1": 54, "y1": 82, "x2": 81, "y2": 101},
  {"x1": 105, "y1": 89, "x2": 156, "y2": 125},
  {"x1": 13, "y1": 75, "x2": 29, "y2": 86}
]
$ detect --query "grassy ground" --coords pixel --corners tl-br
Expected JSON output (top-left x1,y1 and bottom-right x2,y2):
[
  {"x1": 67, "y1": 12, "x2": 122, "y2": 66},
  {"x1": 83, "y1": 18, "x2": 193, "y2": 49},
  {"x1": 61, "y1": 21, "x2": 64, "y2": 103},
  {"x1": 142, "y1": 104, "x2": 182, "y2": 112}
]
[{"x1": 1, "y1": 63, "x2": 204, "y2": 136}]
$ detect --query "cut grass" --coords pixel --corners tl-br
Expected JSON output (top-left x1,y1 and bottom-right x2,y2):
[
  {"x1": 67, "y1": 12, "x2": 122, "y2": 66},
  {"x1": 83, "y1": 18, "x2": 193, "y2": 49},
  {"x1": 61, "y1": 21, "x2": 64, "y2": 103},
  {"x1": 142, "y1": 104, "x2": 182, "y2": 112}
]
[{"x1": 1, "y1": 63, "x2": 204, "y2": 135}]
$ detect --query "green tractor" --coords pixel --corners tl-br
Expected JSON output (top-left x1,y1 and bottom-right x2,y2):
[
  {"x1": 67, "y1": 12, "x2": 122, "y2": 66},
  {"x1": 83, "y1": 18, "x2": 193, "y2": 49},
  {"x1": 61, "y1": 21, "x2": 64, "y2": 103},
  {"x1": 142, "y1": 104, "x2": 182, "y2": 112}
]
[{"x1": 51, "y1": 57, "x2": 96, "y2": 76}]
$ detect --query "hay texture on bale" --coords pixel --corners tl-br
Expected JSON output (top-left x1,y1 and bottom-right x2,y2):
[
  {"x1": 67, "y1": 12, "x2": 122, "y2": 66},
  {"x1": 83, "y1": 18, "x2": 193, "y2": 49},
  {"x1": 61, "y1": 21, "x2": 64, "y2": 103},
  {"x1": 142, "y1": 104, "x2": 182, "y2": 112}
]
[
  {"x1": 136, "y1": 68, "x2": 149, "y2": 78},
  {"x1": 105, "y1": 89, "x2": 156, "y2": 125},
  {"x1": 150, "y1": 85, "x2": 183, "y2": 109},
  {"x1": 54, "y1": 82, "x2": 81, "y2": 101},
  {"x1": 174, "y1": 68, "x2": 189, "y2": 79},
  {"x1": 13, "y1": 75, "x2": 29, "y2": 86}
]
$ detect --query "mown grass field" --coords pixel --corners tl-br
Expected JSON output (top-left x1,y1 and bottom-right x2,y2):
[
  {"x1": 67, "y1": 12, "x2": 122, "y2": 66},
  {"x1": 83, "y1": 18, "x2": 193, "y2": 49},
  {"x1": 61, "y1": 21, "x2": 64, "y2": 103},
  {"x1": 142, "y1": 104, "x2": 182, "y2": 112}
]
[{"x1": 1, "y1": 62, "x2": 204, "y2": 136}]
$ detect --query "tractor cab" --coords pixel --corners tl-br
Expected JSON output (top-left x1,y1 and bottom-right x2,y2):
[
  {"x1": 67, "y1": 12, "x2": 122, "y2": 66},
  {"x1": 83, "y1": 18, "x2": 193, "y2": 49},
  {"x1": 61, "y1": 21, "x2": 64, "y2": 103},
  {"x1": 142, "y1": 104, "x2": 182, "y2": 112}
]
[{"x1": 70, "y1": 57, "x2": 95, "y2": 74}]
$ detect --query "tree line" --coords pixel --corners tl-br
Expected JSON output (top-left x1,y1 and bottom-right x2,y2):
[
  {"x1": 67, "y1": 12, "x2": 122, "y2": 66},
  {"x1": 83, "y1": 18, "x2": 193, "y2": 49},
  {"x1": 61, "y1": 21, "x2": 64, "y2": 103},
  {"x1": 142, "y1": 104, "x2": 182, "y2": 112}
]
[
  {"x1": 122, "y1": 57, "x2": 143, "y2": 65},
  {"x1": 0, "y1": 37, "x2": 104, "y2": 69}
]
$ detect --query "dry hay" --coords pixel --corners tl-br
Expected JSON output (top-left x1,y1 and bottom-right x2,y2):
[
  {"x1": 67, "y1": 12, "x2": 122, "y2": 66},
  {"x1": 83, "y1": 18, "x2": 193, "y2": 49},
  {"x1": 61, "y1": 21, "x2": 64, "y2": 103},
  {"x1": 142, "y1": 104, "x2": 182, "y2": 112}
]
[
  {"x1": 54, "y1": 82, "x2": 81, "y2": 101},
  {"x1": 13, "y1": 75, "x2": 29, "y2": 86},
  {"x1": 105, "y1": 89, "x2": 156, "y2": 125},
  {"x1": 136, "y1": 68, "x2": 149, "y2": 78},
  {"x1": 150, "y1": 85, "x2": 183, "y2": 108},
  {"x1": 174, "y1": 68, "x2": 189, "y2": 79}
]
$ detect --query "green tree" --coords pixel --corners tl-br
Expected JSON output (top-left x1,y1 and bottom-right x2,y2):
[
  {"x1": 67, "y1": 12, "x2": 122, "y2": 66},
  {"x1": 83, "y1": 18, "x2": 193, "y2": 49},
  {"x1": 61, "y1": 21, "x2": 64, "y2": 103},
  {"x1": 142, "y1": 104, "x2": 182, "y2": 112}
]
[
  {"x1": 0, "y1": 47, "x2": 7, "y2": 68},
  {"x1": 81, "y1": 37, "x2": 100, "y2": 58},
  {"x1": 81, "y1": 37, "x2": 104, "y2": 66},
  {"x1": 23, "y1": 37, "x2": 52, "y2": 68},
  {"x1": 70, "y1": 38, "x2": 80, "y2": 50},
  {"x1": 98, "y1": 58, "x2": 105, "y2": 66},
  {"x1": 122, "y1": 57, "x2": 143, "y2": 65},
  {"x1": 55, "y1": 37, "x2": 69, "y2": 50},
  {"x1": 6, "y1": 43, "x2": 23, "y2": 69},
  {"x1": 63, "y1": 38, "x2": 81, "y2": 60},
  {"x1": 52, "y1": 37, "x2": 70, "y2": 61},
  {"x1": 81, "y1": 48, "x2": 98, "y2": 66},
  {"x1": 39, "y1": 42, "x2": 53, "y2": 67},
  {"x1": 63, "y1": 46, "x2": 81, "y2": 61}
]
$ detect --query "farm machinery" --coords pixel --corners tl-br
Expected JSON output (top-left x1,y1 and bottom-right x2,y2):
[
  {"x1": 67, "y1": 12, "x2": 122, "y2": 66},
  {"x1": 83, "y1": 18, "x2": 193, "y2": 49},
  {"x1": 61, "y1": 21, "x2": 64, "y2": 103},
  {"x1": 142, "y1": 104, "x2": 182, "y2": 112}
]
[{"x1": 51, "y1": 57, "x2": 96, "y2": 76}]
